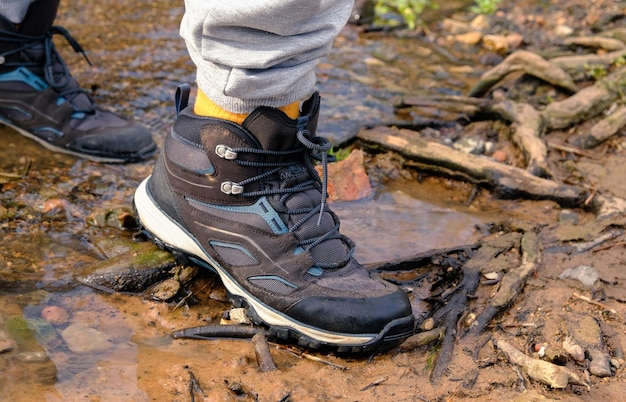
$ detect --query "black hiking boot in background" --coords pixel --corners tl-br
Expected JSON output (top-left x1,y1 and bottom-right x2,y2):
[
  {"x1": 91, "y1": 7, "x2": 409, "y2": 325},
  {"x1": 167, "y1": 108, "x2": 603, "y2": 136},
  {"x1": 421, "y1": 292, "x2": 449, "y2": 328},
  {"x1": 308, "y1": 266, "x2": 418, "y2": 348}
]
[
  {"x1": 134, "y1": 85, "x2": 415, "y2": 352},
  {"x1": 0, "y1": 0, "x2": 156, "y2": 162}
]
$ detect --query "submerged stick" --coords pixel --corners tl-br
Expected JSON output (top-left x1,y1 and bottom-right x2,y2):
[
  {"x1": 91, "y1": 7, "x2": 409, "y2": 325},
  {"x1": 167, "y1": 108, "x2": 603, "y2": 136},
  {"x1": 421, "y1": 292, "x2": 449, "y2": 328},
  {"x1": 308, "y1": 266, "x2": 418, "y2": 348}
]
[{"x1": 171, "y1": 324, "x2": 263, "y2": 340}]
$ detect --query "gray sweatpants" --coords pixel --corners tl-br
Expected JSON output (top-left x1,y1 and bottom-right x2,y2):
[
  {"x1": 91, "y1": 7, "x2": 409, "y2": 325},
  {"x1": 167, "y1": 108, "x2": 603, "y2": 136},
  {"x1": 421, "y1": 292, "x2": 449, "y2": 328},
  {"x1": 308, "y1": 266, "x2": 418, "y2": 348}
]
[{"x1": 1, "y1": 0, "x2": 354, "y2": 113}]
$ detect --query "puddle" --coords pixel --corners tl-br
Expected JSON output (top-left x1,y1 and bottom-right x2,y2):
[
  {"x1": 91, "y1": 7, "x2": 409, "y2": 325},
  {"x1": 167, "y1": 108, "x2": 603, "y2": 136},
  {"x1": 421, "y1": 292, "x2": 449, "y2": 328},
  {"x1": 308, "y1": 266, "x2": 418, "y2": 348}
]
[{"x1": 333, "y1": 190, "x2": 487, "y2": 265}]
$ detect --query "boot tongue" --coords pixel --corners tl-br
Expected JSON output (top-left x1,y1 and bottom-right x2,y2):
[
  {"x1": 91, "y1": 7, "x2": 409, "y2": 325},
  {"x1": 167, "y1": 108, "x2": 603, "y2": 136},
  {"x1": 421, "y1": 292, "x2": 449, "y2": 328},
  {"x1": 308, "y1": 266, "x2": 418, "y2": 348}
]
[
  {"x1": 242, "y1": 108, "x2": 300, "y2": 151},
  {"x1": 242, "y1": 93, "x2": 321, "y2": 151},
  {"x1": 18, "y1": 0, "x2": 59, "y2": 36}
]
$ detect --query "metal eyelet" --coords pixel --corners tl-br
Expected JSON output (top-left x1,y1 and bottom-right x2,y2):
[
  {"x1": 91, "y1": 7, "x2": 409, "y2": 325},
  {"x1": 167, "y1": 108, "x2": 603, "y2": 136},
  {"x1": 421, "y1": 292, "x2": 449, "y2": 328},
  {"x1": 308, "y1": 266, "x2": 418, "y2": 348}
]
[
  {"x1": 215, "y1": 144, "x2": 237, "y2": 160},
  {"x1": 221, "y1": 181, "x2": 244, "y2": 195}
]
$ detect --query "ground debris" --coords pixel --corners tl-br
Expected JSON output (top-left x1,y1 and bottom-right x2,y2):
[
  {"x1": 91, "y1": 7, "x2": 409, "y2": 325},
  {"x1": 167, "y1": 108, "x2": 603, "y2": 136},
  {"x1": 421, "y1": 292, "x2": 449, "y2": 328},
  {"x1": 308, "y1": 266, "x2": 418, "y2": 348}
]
[
  {"x1": 464, "y1": 231, "x2": 540, "y2": 341},
  {"x1": 494, "y1": 338, "x2": 588, "y2": 389}
]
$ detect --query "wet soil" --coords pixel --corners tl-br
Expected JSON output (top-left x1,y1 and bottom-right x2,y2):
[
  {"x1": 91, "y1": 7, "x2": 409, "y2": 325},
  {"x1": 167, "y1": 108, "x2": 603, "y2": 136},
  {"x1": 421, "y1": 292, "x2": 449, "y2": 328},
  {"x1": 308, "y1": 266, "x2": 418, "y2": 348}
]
[{"x1": 1, "y1": 0, "x2": 625, "y2": 401}]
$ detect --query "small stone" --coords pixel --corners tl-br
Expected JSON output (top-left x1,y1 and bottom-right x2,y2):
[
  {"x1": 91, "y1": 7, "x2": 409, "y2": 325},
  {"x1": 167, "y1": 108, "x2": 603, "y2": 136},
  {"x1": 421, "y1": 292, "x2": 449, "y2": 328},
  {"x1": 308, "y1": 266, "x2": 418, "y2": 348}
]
[
  {"x1": 420, "y1": 317, "x2": 435, "y2": 331},
  {"x1": 558, "y1": 209, "x2": 579, "y2": 225},
  {"x1": 453, "y1": 137, "x2": 485, "y2": 155},
  {"x1": 441, "y1": 18, "x2": 471, "y2": 35},
  {"x1": 315, "y1": 149, "x2": 372, "y2": 202},
  {"x1": 482, "y1": 34, "x2": 509, "y2": 53},
  {"x1": 464, "y1": 313, "x2": 476, "y2": 327},
  {"x1": 506, "y1": 33, "x2": 524, "y2": 49},
  {"x1": 484, "y1": 272, "x2": 500, "y2": 280},
  {"x1": 41, "y1": 198, "x2": 66, "y2": 214},
  {"x1": 610, "y1": 358, "x2": 621, "y2": 369},
  {"x1": 563, "y1": 337, "x2": 585, "y2": 362},
  {"x1": 559, "y1": 265, "x2": 600, "y2": 287},
  {"x1": 61, "y1": 324, "x2": 114, "y2": 354},
  {"x1": 225, "y1": 308, "x2": 251, "y2": 325},
  {"x1": 491, "y1": 149, "x2": 508, "y2": 163},
  {"x1": 41, "y1": 306, "x2": 70, "y2": 326},
  {"x1": 588, "y1": 349, "x2": 613, "y2": 377},
  {"x1": 147, "y1": 278, "x2": 181, "y2": 302},
  {"x1": 209, "y1": 286, "x2": 228, "y2": 302},
  {"x1": 453, "y1": 31, "x2": 483, "y2": 46},
  {"x1": 469, "y1": 15, "x2": 490, "y2": 30},
  {"x1": 554, "y1": 25, "x2": 574, "y2": 37}
]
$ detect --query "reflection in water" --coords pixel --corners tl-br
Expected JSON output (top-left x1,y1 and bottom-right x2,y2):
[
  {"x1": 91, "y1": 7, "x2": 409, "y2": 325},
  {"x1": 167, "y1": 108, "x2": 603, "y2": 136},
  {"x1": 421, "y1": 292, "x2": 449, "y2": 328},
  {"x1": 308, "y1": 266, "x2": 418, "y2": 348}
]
[
  {"x1": 0, "y1": 288, "x2": 147, "y2": 401},
  {"x1": 333, "y1": 190, "x2": 487, "y2": 265}
]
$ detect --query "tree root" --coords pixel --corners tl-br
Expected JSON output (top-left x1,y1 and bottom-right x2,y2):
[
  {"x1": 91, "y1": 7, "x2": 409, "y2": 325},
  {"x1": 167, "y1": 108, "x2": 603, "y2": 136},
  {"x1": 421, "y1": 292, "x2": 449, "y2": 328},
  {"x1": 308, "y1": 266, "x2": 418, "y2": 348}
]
[
  {"x1": 577, "y1": 104, "x2": 626, "y2": 149},
  {"x1": 541, "y1": 67, "x2": 626, "y2": 130},
  {"x1": 428, "y1": 232, "x2": 522, "y2": 383},
  {"x1": 464, "y1": 232, "x2": 540, "y2": 342},
  {"x1": 358, "y1": 126, "x2": 587, "y2": 206},
  {"x1": 467, "y1": 50, "x2": 578, "y2": 97}
]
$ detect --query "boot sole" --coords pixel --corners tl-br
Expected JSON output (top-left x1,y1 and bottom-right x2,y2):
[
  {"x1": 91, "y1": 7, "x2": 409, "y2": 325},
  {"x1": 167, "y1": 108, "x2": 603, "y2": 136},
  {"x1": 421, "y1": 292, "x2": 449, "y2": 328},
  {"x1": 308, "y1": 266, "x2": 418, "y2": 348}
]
[{"x1": 134, "y1": 177, "x2": 414, "y2": 352}]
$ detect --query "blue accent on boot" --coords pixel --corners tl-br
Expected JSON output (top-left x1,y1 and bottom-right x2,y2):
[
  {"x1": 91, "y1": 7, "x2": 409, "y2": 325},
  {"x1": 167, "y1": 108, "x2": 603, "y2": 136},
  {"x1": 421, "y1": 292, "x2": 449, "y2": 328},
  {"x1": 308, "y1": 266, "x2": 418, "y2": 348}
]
[
  {"x1": 0, "y1": 67, "x2": 48, "y2": 91},
  {"x1": 191, "y1": 196, "x2": 289, "y2": 235}
]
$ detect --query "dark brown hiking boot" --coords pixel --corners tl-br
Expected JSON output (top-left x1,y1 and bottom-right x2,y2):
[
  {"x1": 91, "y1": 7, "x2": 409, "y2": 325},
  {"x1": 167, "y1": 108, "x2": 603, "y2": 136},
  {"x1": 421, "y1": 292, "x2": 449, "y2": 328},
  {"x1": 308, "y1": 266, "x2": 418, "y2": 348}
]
[{"x1": 134, "y1": 85, "x2": 414, "y2": 352}]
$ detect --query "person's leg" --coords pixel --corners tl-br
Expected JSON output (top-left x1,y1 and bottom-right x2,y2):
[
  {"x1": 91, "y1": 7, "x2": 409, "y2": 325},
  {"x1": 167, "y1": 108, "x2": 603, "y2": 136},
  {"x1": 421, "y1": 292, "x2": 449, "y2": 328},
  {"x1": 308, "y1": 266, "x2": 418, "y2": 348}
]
[
  {"x1": 0, "y1": 0, "x2": 36, "y2": 23},
  {"x1": 134, "y1": 0, "x2": 415, "y2": 352},
  {"x1": 0, "y1": 0, "x2": 156, "y2": 162}
]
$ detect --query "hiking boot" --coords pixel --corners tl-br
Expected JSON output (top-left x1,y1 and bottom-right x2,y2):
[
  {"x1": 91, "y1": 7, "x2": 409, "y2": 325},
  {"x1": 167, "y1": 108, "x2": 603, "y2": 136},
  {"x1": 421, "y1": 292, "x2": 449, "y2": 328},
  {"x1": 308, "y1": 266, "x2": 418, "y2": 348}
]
[
  {"x1": 134, "y1": 85, "x2": 415, "y2": 352},
  {"x1": 0, "y1": 0, "x2": 156, "y2": 162}
]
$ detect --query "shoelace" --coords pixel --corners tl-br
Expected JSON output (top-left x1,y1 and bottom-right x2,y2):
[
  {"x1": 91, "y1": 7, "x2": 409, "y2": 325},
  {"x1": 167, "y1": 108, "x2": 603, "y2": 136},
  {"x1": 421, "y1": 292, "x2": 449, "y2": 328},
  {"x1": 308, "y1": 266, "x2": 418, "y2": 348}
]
[
  {"x1": 0, "y1": 24, "x2": 94, "y2": 113},
  {"x1": 217, "y1": 127, "x2": 355, "y2": 270}
]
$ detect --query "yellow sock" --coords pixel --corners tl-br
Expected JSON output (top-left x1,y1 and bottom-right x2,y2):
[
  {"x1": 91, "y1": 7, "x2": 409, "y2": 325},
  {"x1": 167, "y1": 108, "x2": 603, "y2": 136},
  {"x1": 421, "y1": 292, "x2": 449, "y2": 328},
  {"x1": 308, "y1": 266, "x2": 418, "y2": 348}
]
[{"x1": 194, "y1": 89, "x2": 300, "y2": 125}]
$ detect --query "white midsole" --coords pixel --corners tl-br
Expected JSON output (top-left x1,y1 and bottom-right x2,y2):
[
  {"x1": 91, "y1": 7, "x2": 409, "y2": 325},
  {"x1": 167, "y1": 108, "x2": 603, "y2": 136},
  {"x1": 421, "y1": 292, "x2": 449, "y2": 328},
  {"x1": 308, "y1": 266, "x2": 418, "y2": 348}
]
[{"x1": 134, "y1": 177, "x2": 375, "y2": 346}]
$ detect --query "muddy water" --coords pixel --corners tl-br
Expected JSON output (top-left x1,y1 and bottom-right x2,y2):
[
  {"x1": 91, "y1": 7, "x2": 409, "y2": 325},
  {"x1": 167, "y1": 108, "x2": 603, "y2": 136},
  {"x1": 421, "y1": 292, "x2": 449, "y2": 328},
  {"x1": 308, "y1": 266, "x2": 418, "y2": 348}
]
[{"x1": 0, "y1": 0, "x2": 519, "y2": 400}]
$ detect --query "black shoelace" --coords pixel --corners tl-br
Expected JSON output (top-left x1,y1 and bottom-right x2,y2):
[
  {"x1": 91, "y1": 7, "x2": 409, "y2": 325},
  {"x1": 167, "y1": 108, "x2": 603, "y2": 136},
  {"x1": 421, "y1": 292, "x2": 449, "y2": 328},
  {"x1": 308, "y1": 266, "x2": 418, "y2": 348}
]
[{"x1": 216, "y1": 126, "x2": 355, "y2": 270}]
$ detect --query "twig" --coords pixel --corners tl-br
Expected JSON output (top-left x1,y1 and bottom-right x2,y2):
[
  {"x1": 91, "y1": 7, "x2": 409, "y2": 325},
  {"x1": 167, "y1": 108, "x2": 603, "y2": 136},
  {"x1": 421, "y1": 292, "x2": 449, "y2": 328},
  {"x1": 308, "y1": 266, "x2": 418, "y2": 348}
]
[
  {"x1": 572, "y1": 292, "x2": 618, "y2": 315},
  {"x1": 494, "y1": 338, "x2": 588, "y2": 389},
  {"x1": 252, "y1": 332, "x2": 277, "y2": 372},
  {"x1": 0, "y1": 158, "x2": 31, "y2": 179},
  {"x1": 592, "y1": 240, "x2": 626, "y2": 253},
  {"x1": 547, "y1": 141, "x2": 597, "y2": 159},
  {"x1": 512, "y1": 365, "x2": 527, "y2": 393},
  {"x1": 173, "y1": 280, "x2": 211, "y2": 311},
  {"x1": 360, "y1": 376, "x2": 388, "y2": 391},
  {"x1": 187, "y1": 368, "x2": 203, "y2": 402},
  {"x1": 274, "y1": 345, "x2": 348, "y2": 370}
]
